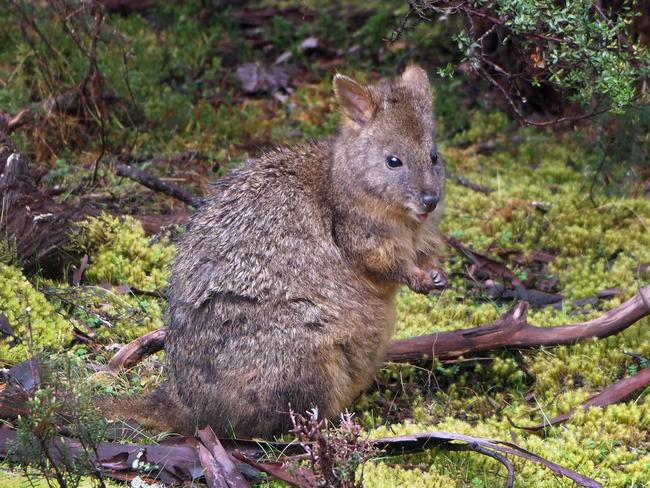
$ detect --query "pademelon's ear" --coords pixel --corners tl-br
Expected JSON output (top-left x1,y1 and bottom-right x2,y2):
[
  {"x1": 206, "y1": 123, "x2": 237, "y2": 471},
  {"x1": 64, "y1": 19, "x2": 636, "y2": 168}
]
[
  {"x1": 401, "y1": 64, "x2": 431, "y2": 101},
  {"x1": 333, "y1": 74, "x2": 375, "y2": 128}
]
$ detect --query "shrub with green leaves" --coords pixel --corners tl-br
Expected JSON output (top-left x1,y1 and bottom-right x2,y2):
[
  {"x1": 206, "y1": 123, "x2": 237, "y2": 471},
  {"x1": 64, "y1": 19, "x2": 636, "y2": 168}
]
[
  {"x1": 7, "y1": 353, "x2": 110, "y2": 487},
  {"x1": 411, "y1": 0, "x2": 649, "y2": 117}
]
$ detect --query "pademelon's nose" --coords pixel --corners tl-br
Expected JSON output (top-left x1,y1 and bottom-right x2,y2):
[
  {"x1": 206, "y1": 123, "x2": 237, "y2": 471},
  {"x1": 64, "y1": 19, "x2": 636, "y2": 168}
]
[{"x1": 421, "y1": 193, "x2": 439, "y2": 213}]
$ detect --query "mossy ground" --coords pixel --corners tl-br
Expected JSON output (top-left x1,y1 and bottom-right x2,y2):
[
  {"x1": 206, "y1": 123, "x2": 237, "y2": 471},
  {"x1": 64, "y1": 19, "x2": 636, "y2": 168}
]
[{"x1": 1, "y1": 1, "x2": 649, "y2": 486}]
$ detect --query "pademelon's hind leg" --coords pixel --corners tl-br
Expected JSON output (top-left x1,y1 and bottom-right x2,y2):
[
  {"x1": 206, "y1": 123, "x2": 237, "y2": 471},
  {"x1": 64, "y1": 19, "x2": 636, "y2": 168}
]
[{"x1": 95, "y1": 383, "x2": 194, "y2": 435}]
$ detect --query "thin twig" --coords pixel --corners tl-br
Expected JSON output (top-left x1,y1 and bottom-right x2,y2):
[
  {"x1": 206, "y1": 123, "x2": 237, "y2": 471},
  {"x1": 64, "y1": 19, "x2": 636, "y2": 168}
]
[
  {"x1": 447, "y1": 171, "x2": 494, "y2": 194},
  {"x1": 116, "y1": 164, "x2": 203, "y2": 208}
]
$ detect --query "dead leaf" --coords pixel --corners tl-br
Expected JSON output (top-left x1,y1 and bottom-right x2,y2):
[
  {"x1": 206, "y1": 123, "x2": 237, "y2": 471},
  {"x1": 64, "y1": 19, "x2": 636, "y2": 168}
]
[
  {"x1": 197, "y1": 426, "x2": 250, "y2": 488},
  {"x1": 72, "y1": 254, "x2": 89, "y2": 285},
  {"x1": 513, "y1": 366, "x2": 650, "y2": 431},
  {"x1": 447, "y1": 237, "x2": 523, "y2": 286},
  {"x1": 0, "y1": 313, "x2": 16, "y2": 345},
  {"x1": 236, "y1": 62, "x2": 291, "y2": 94}
]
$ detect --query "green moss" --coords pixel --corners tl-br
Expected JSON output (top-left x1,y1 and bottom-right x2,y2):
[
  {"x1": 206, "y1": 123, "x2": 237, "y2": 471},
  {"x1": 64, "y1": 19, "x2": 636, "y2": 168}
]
[
  {"x1": 0, "y1": 239, "x2": 19, "y2": 267},
  {"x1": 0, "y1": 470, "x2": 123, "y2": 488},
  {"x1": 69, "y1": 213, "x2": 175, "y2": 292},
  {"x1": 0, "y1": 264, "x2": 73, "y2": 365},
  {"x1": 451, "y1": 110, "x2": 511, "y2": 146},
  {"x1": 363, "y1": 461, "x2": 460, "y2": 488}
]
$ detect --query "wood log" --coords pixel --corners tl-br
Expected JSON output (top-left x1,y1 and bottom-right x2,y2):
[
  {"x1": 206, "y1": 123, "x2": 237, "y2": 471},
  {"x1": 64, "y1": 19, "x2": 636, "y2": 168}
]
[{"x1": 0, "y1": 134, "x2": 94, "y2": 276}]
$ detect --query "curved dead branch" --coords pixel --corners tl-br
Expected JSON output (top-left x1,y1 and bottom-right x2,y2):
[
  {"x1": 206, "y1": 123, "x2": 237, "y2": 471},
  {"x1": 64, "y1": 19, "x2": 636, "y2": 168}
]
[
  {"x1": 107, "y1": 328, "x2": 167, "y2": 371},
  {"x1": 387, "y1": 286, "x2": 650, "y2": 362}
]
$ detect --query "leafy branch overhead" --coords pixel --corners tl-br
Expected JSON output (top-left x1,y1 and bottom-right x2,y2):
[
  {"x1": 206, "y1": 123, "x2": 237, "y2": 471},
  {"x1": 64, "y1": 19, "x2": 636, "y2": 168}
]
[{"x1": 402, "y1": 0, "x2": 650, "y2": 124}]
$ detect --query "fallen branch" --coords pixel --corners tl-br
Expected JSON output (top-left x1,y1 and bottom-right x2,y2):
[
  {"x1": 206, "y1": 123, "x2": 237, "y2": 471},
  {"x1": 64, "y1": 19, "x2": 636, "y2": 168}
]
[
  {"x1": 116, "y1": 163, "x2": 203, "y2": 208},
  {"x1": 107, "y1": 286, "x2": 650, "y2": 370},
  {"x1": 513, "y1": 366, "x2": 650, "y2": 431},
  {"x1": 388, "y1": 286, "x2": 650, "y2": 362},
  {"x1": 386, "y1": 432, "x2": 600, "y2": 488}
]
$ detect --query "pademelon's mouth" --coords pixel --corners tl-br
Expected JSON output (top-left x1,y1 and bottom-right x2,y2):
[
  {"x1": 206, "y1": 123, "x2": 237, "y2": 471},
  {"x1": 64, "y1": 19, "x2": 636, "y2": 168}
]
[{"x1": 408, "y1": 208, "x2": 430, "y2": 222}]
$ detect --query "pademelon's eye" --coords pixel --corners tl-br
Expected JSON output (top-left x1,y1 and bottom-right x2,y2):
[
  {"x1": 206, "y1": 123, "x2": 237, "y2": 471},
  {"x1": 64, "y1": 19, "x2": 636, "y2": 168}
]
[
  {"x1": 386, "y1": 155, "x2": 403, "y2": 169},
  {"x1": 430, "y1": 149, "x2": 439, "y2": 164}
]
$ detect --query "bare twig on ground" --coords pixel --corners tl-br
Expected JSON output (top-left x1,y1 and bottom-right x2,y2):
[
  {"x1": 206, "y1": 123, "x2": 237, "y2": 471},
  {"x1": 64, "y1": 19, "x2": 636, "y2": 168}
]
[
  {"x1": 447, "y1": 172, "x2": 494, "y2": 194},
  {"x1": 116, "y1": 164, "x2": 203, "y2": 208}
]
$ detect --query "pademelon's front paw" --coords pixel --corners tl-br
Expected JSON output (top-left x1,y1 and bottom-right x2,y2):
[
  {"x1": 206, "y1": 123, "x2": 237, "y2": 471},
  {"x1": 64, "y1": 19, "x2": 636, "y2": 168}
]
[
  {"x1": 429, "y1": 269, "x2": 448, "y2": 291},
  {"x1": 403, "y1": 268, "x2": 447, "y2": 294}
]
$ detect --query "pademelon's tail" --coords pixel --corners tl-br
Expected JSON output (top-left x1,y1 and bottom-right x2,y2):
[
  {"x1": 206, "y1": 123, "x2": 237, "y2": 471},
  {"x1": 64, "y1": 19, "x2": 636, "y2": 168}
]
[{"x1": 95, "y1": 385, "x2": 190, "y2": 434}]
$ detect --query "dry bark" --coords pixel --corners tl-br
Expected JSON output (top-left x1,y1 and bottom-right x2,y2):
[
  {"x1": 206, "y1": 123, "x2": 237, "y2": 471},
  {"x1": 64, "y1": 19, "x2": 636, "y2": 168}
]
[{"x1": 0, "y1": 133, "x2": 95, "y2": 276}]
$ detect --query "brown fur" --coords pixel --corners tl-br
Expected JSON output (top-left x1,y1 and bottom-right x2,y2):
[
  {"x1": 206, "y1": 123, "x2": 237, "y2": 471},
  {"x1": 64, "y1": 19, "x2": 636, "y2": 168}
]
[{"x1": 106, "y1": 66, "x2": 446, "y2": 438}]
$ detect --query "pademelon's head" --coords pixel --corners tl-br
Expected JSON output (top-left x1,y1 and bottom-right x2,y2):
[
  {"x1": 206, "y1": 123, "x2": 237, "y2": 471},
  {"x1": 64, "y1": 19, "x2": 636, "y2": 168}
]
[{"x1": 332, "y1": 65, "x2": 444, "y2": 225}]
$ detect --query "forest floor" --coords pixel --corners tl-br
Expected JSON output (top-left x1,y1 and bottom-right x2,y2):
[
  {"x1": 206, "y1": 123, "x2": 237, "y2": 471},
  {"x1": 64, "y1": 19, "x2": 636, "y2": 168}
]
[{"x1": 1, "y1": 1, "x2": 649, "y2": 487}]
